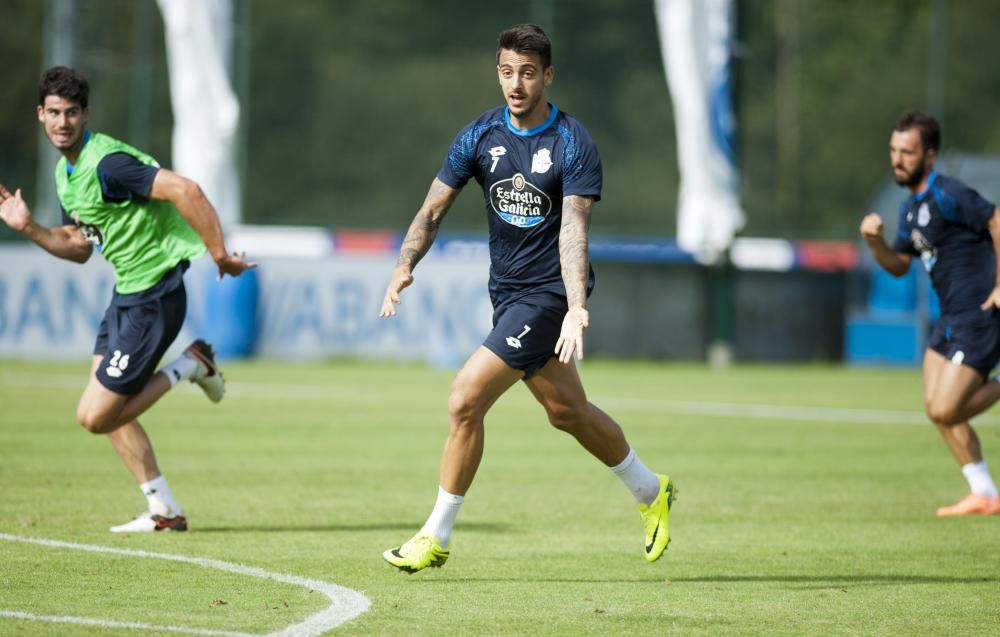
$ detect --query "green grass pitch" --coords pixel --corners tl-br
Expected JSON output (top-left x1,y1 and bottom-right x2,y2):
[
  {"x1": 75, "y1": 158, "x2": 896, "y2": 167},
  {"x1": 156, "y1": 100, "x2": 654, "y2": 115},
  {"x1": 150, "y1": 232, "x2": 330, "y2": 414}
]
[{"x1": 1, "y1": 359, "x2": 998, "y2": 636}]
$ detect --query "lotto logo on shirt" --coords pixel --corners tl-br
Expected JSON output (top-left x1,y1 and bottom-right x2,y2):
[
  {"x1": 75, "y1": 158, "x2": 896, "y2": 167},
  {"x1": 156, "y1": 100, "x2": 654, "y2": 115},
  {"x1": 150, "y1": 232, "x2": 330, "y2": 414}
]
[{"x1": 490, "y1": 173, "x2": 552, "y2": 228}]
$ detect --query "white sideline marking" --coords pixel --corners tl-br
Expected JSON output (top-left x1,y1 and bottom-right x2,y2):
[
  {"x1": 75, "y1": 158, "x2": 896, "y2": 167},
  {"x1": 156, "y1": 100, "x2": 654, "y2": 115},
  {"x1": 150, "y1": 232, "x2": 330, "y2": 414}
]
[
  {"x1": 596, "y1": 397, "x2": 1000, "y2": 428},
  {"x1": 0, "y1": 533, "x2": 370, "y2": 636},
  {"x1": 4, "y1": 370, "x2": 999, "y2": 427},
  {"x1": 0, "y1": 610, "x2": 248, "y2": 637}
]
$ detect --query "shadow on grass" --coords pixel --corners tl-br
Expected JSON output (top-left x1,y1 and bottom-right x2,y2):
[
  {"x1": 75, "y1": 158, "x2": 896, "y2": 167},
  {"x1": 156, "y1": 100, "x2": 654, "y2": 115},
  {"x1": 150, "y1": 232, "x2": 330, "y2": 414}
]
[
  {"x1": 194, "y1": 521, "x2": 514, "y2": 534},
  {"x1": 412, "y1": 574, "x2": 998, "y2": 585},
  {"x1": 671, "y1": 574, "x2": 999, "y2": 586}
]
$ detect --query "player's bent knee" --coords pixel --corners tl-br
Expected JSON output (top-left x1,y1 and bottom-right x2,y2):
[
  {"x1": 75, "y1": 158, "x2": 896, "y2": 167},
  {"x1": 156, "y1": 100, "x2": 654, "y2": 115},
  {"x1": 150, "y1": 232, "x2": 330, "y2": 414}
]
[
  {"x1": 76, "y1": 407, "x2": 113, "y2": 434},
  {"x1": 447, "y1": 388, "x2": 483, "y2": 426},
  {"x1": 77, "y1": 414, "x2": 110, "y2": 434},
  {"x1": 926, "y1": 403, "x2": 963, "y2": 427},
  {"x1": 545, "y1": 403, "x2": 586, "y2": 432}
]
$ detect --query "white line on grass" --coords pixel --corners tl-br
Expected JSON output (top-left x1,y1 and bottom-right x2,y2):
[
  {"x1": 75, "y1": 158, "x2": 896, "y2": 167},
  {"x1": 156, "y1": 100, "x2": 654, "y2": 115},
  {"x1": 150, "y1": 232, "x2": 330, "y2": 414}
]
[
  {"x1": 5, "y1": 370, "x2": 998, "y2": 427},
  {"x1": 0, "y1": 610, "x2": 249, "y2": 637},
  {"x1": 0, "y1": 533, "x2": 370, "y2": 637},
  {"x1": 596, "y1": 396, "x2": 1000, "y2": 428}
]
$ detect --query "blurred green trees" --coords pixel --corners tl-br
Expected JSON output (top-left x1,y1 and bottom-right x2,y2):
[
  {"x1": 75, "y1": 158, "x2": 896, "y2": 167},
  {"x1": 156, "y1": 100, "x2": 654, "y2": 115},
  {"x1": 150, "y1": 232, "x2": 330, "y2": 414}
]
[{"x1": 2, "y1": 0, "x2": 999, "y2": 240}]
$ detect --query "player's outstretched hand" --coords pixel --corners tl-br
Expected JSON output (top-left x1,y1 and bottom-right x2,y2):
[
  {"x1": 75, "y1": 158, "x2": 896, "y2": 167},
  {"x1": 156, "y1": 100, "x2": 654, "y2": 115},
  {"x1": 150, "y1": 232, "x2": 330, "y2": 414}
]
[
  {"x1": 981, "y1": 286, "x2": 1000, "y2": 312},
  {"x1": 379, "y1": 267, "x2": 414, "y2": 318},
  {"x1": 859, "y1": 213, "x2": 884, "y2": 243},
  {"x1": 555, "y1": 306, "x2": 589, "y2": 364},
  {"x1": 215, "y1": 252, "x2": 257, "y2": 279},
  {"x1": 0, "y1": 184, "x2": 31, "y2": 232}
]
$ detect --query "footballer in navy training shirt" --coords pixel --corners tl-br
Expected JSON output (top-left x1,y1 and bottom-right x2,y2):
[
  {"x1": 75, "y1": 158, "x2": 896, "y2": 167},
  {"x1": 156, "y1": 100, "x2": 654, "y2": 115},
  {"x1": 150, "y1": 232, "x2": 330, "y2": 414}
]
[
  {"x1": 436, "y1": 103, "x2": 602, "y2": 306},
  {"x1": 890, "y1": 172, "x2": 997, "y2": 322},
  {"x1": 860, "y1": 111, "x2": 1000, "y2": 516},
  {"x1": 378, "y1": 24, "x2": 675, "y2": 574}
]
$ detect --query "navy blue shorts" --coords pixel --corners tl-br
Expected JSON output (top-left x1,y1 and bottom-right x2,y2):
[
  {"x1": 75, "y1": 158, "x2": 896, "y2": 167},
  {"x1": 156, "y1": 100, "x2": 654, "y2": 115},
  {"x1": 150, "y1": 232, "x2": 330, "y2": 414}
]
[
  {"x1": 483, "y1": 292, "x2": 567, "y2": 379},
  {"x1": 93, "y1": 275, "x2": 187, "y2": 396},
  {"x1": 927, "y1": 310, "x2": 1000, "y2": 381}
]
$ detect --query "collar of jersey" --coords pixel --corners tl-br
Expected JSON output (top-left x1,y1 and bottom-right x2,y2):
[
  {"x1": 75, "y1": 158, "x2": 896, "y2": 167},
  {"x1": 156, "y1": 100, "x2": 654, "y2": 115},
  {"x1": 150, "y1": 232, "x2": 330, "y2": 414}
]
[
  {"x1": 66, "y1": 130, "x2": 92, "y2": 175},
  {"x1": 914, "y1": 170, "x2": 939, "y2": 200},
  {"x1": 504, "y1": 103, "x2": 558, "y2": 136}
]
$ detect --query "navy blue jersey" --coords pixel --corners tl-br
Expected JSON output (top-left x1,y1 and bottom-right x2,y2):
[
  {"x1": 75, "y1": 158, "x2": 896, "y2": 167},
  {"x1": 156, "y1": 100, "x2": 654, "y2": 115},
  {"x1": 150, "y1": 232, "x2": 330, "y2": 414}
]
[
  {"x1": 891, "y1": 171, "x2": 997, "y2": 320},
  {"x1": 60, "y1": 151, "x2": 159, "y2": 225},
  {"x1": 437, "y1": 103, "x2": 602, "y2": 305}
]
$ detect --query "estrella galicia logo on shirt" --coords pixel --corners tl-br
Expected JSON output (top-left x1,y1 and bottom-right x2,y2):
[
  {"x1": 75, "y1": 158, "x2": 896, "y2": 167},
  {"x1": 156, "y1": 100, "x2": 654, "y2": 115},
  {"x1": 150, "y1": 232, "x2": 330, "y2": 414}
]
[
  {"x1": 910, "y1": 228, "x2": 937, "y2": 272},
  {"x1": 490, "y1": 173, "x2": 552, "y2": 228}
]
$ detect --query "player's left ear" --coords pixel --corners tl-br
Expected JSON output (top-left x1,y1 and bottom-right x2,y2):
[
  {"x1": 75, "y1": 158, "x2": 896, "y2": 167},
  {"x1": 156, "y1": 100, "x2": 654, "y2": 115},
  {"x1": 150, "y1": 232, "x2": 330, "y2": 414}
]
[{"x1": 544, "y1": 65, "x2": 554, "y2": 87}]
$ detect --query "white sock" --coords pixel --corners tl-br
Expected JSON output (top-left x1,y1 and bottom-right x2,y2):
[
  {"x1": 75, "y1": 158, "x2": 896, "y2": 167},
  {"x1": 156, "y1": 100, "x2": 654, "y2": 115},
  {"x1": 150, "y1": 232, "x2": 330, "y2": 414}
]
[
  {"x1": 961, "y1": 461, "x2": 999, "y2": 498},
  {"x1": 610, "y1": 448, "x2": 661, "y2": 505},
  {"x1": 420, "y1": 486, "x2": 464, "y2": 548},
  {"x1": 141, "y1": 475, "x2": 183, "y2": 517},
  {"x1": 160, "y1": 355, "x2": 198, "y2": 387}
]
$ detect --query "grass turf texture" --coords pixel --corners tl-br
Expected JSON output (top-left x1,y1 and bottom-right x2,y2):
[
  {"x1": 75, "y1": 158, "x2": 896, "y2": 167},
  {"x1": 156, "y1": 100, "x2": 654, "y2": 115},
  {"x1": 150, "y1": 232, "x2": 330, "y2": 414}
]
[{"x1": 1, "y1": 359, "x2": 999, "y2": 636}]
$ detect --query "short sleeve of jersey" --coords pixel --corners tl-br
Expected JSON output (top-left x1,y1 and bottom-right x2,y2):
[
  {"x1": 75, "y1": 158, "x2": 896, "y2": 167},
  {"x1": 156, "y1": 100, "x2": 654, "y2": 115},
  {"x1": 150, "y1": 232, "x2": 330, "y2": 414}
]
[
  {"x1": 891, "y1": 202, "x2": 916, "y2": 254},
  {"x1": 560, "y1": 121, "x2": 602, "y2": 202},
  {"x1": 436, "y1": 121, "x2": 482, "y2": 190},
  {"x1": 97, "y1": 152, "x2": 159, "y2": 203},
  {"x1": 936, "y1": 178, "x2": 995, "y2": 231}
]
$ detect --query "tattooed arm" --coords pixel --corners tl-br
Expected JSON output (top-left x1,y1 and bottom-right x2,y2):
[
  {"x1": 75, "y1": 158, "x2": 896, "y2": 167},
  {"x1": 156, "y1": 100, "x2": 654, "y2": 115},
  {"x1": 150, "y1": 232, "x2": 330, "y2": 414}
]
[
  {"x1": 379, "y1": 178, "x2": 461, "y2": 318},
  {"x1": 554, "y1": 194, "x2": 595, "y2": 363}
]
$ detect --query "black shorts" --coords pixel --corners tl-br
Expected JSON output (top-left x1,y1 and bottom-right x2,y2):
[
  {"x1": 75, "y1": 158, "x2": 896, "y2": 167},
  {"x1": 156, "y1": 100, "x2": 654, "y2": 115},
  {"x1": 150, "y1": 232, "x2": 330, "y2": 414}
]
[
  {"x1": 483, "y1": 292, "x2": 567, "y2": 380},
  {"x1": 93, "y1": 277, "x2": 187, "y2": 396},
  {"x1": 927, "y1": 310, "x2": 1000, "y2": 381}
]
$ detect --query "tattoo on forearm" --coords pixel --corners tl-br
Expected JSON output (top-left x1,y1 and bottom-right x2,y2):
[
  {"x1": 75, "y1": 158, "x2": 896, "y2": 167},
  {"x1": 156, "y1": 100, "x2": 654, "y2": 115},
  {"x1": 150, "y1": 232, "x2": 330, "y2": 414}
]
[
  {"x1": 560, "y1": 196, "x2": 592, "y2": 308},
  {"x1": 397, "y1": 212, "x2": 440, "y2": 268},
  {"x1": 396, "y1": 181, "x2": 454, "y2": 270}
]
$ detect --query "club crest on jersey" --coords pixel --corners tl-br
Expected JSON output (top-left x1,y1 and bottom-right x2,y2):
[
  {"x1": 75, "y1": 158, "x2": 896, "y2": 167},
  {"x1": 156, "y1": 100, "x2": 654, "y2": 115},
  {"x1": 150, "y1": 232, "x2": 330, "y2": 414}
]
[
  {"x1": 490, "y1": 173, "x2": 552, "y2": 228},
  {"x1": 531, "y1": 148, "x2": 553, "y2": 174},
  {"x1": 917, "y1": 202, "x2": 931, "y2": 227}
]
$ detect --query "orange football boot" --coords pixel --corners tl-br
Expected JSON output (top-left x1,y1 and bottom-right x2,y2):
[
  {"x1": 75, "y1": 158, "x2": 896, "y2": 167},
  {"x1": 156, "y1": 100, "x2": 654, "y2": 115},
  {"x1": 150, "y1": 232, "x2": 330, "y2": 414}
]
[{"x1": 935, "y1": 493, "x2": 1000, "y2": 517}]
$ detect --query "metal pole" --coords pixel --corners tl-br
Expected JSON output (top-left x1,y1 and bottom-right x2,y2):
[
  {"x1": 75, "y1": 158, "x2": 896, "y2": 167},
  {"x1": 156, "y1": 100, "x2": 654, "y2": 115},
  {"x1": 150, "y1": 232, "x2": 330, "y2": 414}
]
[
  {"x1": 707, "y1": 259, "x2": 735, "y2": 367},
  {"x1": 236, "y1": 0, "x2": 253, "y2": 225},
  {"x1": 128, "y1": 0, "x2": 154, "y2": 151},
  {"x1": 927, "y1": 0, "x2": 948, "y2": 127},
  {"x1": 35, "y1": 0, "x2": 77, "y2": 226}
]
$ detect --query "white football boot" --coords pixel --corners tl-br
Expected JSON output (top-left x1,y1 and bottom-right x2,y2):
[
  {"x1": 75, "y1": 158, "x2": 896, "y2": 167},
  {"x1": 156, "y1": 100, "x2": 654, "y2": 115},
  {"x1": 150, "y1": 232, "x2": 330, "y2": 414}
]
[
  {"x1": 183, "y1": 339, "x2": 225, "y2": 403},
  {"x1": 110, "y1": 511, "x2": 188, "y2": 533}
]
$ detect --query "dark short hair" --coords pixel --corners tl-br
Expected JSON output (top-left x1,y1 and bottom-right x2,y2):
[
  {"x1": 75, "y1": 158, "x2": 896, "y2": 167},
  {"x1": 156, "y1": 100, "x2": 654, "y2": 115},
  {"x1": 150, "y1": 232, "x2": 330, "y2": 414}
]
[
  {"x1": 496, "y1": 24, "x2": 552, "y2": 69},
  {"x1": 39, "y1": 66, "x2": 89, "y2": 109},
  {"x1": 895, "y1": 111, "x2": 940, "y2": 152}
]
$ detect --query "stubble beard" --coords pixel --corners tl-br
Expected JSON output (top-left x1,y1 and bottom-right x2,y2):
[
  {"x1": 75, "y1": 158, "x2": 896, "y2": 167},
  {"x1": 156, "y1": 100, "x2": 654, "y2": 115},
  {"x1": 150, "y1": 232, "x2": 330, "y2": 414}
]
[
  {"x1": 509, "y1": 92, "x2": 543, "y2": 120},
  {"x1": 895, "y1": 160, "x2": 927, "y2": 188}
]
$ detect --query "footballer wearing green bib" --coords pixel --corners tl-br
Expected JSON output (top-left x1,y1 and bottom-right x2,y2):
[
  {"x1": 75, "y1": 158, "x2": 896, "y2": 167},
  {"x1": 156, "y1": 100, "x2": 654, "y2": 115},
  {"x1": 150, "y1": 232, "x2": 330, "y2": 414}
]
[{"x1": 0, "y1": 67, "x2": 255, "y2": 533}]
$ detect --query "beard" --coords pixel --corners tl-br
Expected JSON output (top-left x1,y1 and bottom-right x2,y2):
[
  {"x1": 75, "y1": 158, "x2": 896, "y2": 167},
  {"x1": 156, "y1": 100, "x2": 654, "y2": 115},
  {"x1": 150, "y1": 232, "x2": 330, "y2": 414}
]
[
  {"x1": 894, "y1": 160, "x2": 928, "y2": 187},
  {"x1": 508, "y1": 92, "x2": 542, "y2": 118}
]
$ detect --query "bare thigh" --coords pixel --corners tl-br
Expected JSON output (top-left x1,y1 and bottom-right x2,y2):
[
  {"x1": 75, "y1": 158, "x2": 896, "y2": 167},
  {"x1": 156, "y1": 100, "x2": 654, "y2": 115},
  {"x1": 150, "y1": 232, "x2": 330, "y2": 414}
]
[
  {"x1": 923, "y1": 348, "x2": 982, "y2": 425},
  {"x1": 77, "y1": 355, "x2": 129, "y2": 432},
  {"x1": 523, "y1": 356, "x2": 588, "y2": 421}
]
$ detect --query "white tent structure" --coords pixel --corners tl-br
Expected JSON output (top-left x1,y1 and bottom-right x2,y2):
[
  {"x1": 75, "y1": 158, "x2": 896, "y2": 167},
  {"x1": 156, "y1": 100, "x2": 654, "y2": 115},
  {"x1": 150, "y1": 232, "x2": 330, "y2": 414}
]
[
  {"x1": 157, "y1": 0, "x2": 241, "y2": 228},
  {"x1": 655, "y1": 0, "x2": 745, "y2": 264}
]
